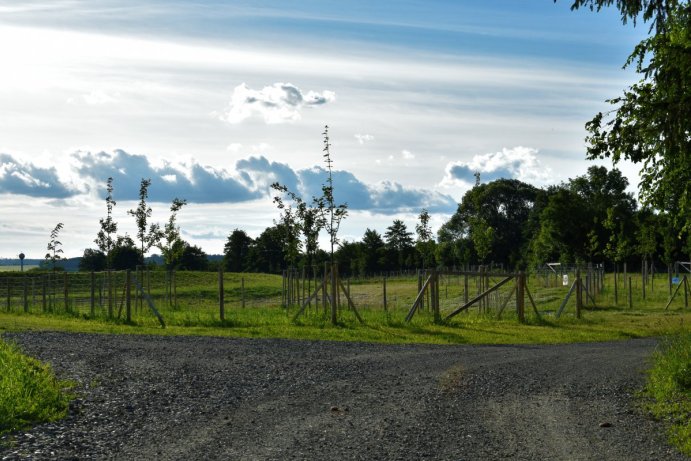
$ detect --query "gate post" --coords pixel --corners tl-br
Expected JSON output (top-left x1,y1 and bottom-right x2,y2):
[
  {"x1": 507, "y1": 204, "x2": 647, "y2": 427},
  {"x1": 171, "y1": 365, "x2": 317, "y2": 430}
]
[{"x1": 516, "y1": 271, "x2": 525, "y2": 323}]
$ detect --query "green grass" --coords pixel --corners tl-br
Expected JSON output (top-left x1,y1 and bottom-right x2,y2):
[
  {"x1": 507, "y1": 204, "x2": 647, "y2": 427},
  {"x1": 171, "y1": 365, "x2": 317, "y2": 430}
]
[
  {"x1": 0, "y1": 339, "x2": 72, "y2": 435},
  {"x1": 1, "y1": 302, "x2": 689, "y2": 345},
  {"x1": 644, "y1": 332, "x2": 691, "y2": 455}
]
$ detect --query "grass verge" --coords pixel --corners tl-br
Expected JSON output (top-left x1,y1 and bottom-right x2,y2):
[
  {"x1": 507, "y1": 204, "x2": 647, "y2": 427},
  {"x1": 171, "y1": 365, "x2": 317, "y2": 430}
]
[
  {"x1": 0, "y1": 339, "x2": 72, "y2": 435},
  {"x1": 644, "y1": 332, "x2": 691, "y2": 456}
]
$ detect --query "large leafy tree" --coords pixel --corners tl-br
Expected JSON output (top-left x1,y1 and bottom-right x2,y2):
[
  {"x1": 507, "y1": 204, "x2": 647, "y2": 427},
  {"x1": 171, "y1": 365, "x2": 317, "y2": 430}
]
[
  {"x1": 361, "y1": 228, "x2": 386, "y2": 274},
  {"x1": 569, "y1": 166, "x2": 637, "y2": 259},
  {"x1": 447, "y1": 179, "x2": 542, "y2": 268},
  {"x1": 246, "y1": 225, "x2": 286, "y2": 274},
  {"x1": 224, "y1": 229, "x2": 253, "y2": 272},
  {"x1": 564, "y1": 0, "x2": 690, "y2": 243},
  {"x1": 384, "y1": 219, "x2": 414, "y2": 270}
]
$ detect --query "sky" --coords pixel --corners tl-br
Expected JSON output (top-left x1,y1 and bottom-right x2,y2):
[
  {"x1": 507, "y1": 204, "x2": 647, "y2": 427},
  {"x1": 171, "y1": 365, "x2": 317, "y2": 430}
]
[{"x1": 0, "y1": 0, "x2": 650, "y2": 259}]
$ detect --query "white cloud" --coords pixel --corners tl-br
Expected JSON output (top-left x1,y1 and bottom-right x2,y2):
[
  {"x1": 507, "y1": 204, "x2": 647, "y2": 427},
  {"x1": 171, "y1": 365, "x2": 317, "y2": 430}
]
[
  {"x1": 227, "y1": 143, "x2": 243, "y2": 153},
  {"x1": 220, "y1": 82, "x2": 336, "y2": 124},
  {"x1": 441, "y1": 146, "x2": 552, "y2": 187},
  {"x1": 354, "y1": 133, "x2": 374, "y2": 144},
  {"x1": 82, "y1": 90, "x2": 119, "y2": 105},
  {"x1": 401, "y1": 150, "x2": 415, "y2": 160}
]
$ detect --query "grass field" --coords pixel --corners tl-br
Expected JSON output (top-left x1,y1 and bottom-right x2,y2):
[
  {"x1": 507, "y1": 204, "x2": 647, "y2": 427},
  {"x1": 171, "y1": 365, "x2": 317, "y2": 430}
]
[
  {"x1": 0, "y1": 266, "x2": 38, "y2": 272},
  {"x1": 0, "y1": 270, "x2": 688, "y2": 345}
]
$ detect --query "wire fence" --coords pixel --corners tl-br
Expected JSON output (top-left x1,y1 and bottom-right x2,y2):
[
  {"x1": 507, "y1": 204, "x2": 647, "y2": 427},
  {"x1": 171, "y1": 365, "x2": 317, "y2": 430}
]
[{"x1": 0, "y1": 264, "x2": 687, "y2": 327}]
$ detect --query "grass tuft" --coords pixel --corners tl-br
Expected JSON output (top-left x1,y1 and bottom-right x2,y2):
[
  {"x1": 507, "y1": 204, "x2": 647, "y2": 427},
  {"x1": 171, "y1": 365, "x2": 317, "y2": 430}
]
[
  {"x1": 645, "y1": 332, "x2": 691, "y2": 455},
  {"x1": 0, "y1": 339, "x2": 72, "y2": 435}
]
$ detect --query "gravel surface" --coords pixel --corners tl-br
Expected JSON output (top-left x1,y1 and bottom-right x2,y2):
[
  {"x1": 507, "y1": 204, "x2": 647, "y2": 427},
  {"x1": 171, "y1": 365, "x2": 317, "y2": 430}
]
[{"x1": 0, "y1": 332, "x2": 687, "y2": 460}]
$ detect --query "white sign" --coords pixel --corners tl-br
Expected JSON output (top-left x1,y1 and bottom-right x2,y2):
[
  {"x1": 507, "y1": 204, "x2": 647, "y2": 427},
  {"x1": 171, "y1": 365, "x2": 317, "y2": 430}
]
[{"x1": 562, "y1": 274, "x2": 569, "y2": 286}]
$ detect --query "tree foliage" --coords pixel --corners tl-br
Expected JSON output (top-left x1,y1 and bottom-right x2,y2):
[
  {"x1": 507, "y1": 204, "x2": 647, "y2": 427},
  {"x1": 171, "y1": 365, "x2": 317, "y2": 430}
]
[
  {"x1": 45, "y1": 223, "x2": 64, "y2": 272},
  {"x1": 127, "y1": 178, "x2": 160, "y2": 258},
  {"x1": 156, "y1": 198, "x2": 187, "y2": 269},
  {"x1": 565, "y1": 0, "x2": 690, "y2": 241},
  {"x1": 224, "y1": 229, "x2": 253, "y2": 272},
  {"x1": 95, "y1": 177, "x2": 117, "y2": 269}
]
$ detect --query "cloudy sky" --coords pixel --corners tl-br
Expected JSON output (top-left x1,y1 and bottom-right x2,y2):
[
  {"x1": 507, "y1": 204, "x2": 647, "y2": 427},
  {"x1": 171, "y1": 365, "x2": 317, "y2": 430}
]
[{"x1": 0, "y1": 0, "x2": 648, "y2": 258}]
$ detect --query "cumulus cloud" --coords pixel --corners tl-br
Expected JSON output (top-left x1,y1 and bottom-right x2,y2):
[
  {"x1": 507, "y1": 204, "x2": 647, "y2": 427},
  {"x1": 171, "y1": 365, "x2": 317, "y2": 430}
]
[
  {"x1": 220, "y1": 82, "x2": 335, "y2": 124},
  {"x1": 2, "y1": 148, "x2": 456, "y2": 214},
  {"x1": 235, "y1": 156, "x2": 300, "y2": 194},
  {"x1": 0, "y1": 153, "x2": 76, "y2": 198},
  {"x1": 441, "y1": 146, "x2": 552, "y2": 186},
  {"x1": 295, "y1": 167, "x2": 456, "y2": 214},
  {"x1": 74, "y1": 150, "x2": 262, "y2": 203}
]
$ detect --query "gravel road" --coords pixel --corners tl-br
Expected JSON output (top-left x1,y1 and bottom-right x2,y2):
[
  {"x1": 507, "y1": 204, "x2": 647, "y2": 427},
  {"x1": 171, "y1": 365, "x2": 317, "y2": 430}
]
[{"x1": 0, "y1": 332, "x2": 686, "y2": 460}]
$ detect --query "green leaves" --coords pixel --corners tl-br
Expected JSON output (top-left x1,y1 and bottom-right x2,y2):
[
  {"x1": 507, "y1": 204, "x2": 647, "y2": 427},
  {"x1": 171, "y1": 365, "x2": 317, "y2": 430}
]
[{"x1": 577, "y1": 2, "x2": 690, "y2": 239}]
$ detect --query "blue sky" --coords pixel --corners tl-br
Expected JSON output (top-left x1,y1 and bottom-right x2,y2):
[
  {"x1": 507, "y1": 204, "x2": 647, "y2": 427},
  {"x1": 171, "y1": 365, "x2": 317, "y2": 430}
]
[{"x1": 0, "y1": 0, "x2": 649, "y2": 258}]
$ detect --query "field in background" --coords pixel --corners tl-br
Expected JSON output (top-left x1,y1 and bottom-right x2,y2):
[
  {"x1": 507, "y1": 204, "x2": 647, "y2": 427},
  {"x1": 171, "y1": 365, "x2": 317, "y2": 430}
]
[
  {"x1": 0, "y1": 269, "x2": 688, "y2": 344},
  {"x1": 0, "y1": 266, "x2": 39, "y2": 272}
]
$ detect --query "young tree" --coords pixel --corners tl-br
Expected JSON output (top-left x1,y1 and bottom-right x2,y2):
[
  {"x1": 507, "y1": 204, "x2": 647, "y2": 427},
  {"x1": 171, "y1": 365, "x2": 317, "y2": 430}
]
[
  {"x1": 271, "y1": 194, "x2": 302, "y2": 269},
  {"x1": 415, "y1": 208, "x2": 436, "y2": 268},
  {"x1": 272, "y1": 183, "x2": 323, "y2": 270},
  {"x1": 318, "y1": 125, "x2": 348, "y2": 262},
  {"x1": 45, "y1": 223, "x2": 64, "y2": 272},
  {"x1": 127, "y1": 178, "x2": 160, "y2": 259},
  {"x1": 156, "y1": 198, "x2": 187, "y2": 270},
  {"x1": 95, "y1": 177, "x2": 118, "y2": 269}
]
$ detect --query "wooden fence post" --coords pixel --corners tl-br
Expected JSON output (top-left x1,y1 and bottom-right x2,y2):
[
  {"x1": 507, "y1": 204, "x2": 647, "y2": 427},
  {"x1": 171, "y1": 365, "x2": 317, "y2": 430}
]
[
  {"x1": 241, "y1": 277, "x2": 246, "y2": 309},
  {"x1": 516, "y1": 271, "x2": 526, "y2": 323},
  {"x1": 23, "y1": 278, "x2": 28, "y2": 313},
  {"x1": 126, "y1": 270, "x2": 131, "y2": 323},
  {"x1": 628, "y1": 276, "x2": 633, "y2": 309},
  {"x1": 383, "y1": 276, "x2": 387, "y2": 311},
  {"x1": 464, "y1": 273, "x2": 469, "y2": 305},
  {"x1": 6, "y1": 279, "x2": 10, "y2": 312},
  {"x1": 90, "y1": 271, "x2": 95, "y2": 316},
  {"x1": 63, "y1": 272, "x2": 69, "y2": 313},
  {"x1": 432, "y1": 269, "x2": 441, "y2": 323},
  {"x1": 642, "y1": 260, "x2": 646, "y2": 300},
  {"x1": 42, "y1": 276, "x2": 46, "y2": 312},
  {"x1": 575, "y1": 269, "x2": 582, "y2": 319},
  {"x1": 668, "y1": 264, "x2": 673, "y2": 297},
  {"x1": 614, "y1": 264, "x2": 618, "y2": 305},
  {"x1": 218, "y1": 267, "x2": 225, "y2": 321},
  {"x1": 331, "y1": 263, "x2": 337, "y2": 325},
  {"x1": 108, "y1": 270, "x2": 113, "y2": 318}
]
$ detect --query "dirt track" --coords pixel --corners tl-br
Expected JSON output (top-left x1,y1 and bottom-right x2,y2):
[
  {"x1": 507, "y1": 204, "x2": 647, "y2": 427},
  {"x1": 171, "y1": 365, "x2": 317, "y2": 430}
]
[{"x1": 1, "y1": 332, "x2": 687, "y2": 460}]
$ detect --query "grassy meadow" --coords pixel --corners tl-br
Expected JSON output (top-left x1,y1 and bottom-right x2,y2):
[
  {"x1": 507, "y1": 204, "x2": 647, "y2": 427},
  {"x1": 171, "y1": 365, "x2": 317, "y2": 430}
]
[{"x1": 0, "y1": 270, "x2": 688, "y2": 345}]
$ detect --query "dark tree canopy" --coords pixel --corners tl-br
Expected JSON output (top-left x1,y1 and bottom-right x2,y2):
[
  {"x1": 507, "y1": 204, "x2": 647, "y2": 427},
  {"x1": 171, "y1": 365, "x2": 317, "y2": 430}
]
[
  {"x1": 224, "y1": 229, "x2": 253, "y2": 272},
  {"x1": 79, "y1": 248, "x2": 106, "y2": 272}
]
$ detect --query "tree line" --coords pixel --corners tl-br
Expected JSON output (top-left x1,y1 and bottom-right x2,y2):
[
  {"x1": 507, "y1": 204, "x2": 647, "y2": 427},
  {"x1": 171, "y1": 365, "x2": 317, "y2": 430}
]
[
  {"x1": 67, "y1": 164, "x2": 687, "y2": 276},
  {"x1": 224, "y1": 165, "x2": 690, "y2": 277}
]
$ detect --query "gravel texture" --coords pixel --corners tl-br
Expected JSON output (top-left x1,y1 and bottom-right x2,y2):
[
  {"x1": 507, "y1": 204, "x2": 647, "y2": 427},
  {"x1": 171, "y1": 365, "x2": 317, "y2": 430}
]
[{"x1": 0, "y1": 332, "x2": 687, "y2": 460}]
